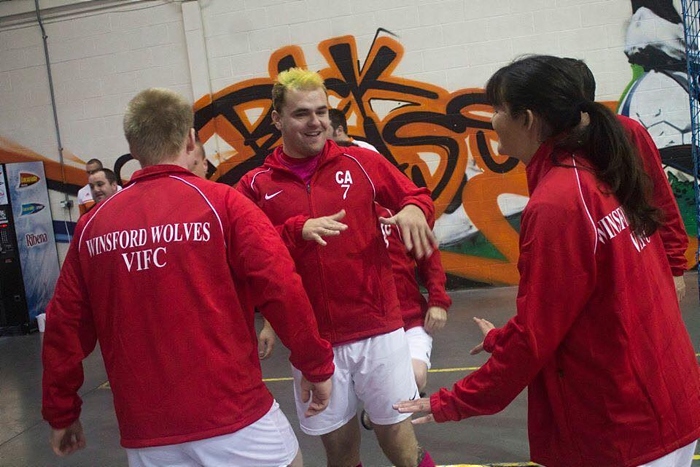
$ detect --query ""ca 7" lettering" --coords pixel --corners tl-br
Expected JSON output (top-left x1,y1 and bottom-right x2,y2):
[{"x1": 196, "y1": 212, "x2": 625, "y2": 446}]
[{"x1": 335, "y1": 170, "x2": 353, "y2": 199}]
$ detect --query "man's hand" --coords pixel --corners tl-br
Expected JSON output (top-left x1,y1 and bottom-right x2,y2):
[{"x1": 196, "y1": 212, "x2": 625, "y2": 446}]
[
  {"x1": 393, "y1": 397, "x2": 434, "y2": 424},
  {"x1": 50, "y1": 419, "x2": 86, "y2": 457},
  {"x1": 302, "y1": 210, "x2": 348, "y2": 246},
  {"x1": 258, "y1": 319, "x2": 276, "y2": 360},
  {"x1": 423, "y1": 307, "x2": 447, "y2": 334},
  {"x1": 674, "y1": 274, "x2": 686, "y2": 303},
  {"x1": 469, "y1": 317, "x2": 496, "y2": 355},
  {"x1": 300, "y1": 377, "x2": 332, "y2": 417},
  {"x1": 379, "y1": 205, "x2": 437, "y2": 259}
]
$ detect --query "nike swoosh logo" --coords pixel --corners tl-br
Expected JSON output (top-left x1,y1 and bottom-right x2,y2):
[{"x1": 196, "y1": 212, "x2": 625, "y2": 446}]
[{"x1": 264, "y1": 190, "x2": 283, "y2": 200}]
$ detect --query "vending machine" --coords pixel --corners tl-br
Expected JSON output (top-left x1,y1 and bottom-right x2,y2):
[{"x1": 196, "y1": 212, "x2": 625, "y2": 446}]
[{"x1": 0, "y1": 161, "x2": 60, "y2": 332}]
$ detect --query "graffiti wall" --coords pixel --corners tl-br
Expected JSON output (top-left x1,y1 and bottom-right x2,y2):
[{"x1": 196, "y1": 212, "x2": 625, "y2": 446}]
[
  {"x1": 0, "y1": 0, "x2": 696, "y2": 287},
  {"x1": 193, "y1": 31, "x2": 526, "y2": 286}
]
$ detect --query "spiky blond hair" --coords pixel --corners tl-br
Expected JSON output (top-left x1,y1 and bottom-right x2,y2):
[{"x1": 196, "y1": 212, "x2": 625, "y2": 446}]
[{"x1": 272, "y1": 68, "x2": 327, "y2": 113}]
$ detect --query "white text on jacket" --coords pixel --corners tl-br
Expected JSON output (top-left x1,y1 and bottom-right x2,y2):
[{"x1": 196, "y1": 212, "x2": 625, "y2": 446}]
[
  {"x1": 596, "y1": 207, "x2": 650, "y2": 252},
  {"x1": 84, "y1": 222, "x2": 212, "y2": 271}
]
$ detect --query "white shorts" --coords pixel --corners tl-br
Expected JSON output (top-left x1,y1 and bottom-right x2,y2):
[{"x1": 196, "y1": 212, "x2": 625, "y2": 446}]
[
  {"x1": 125, "y1": 401, "x2": 298, "y2": 467},
  {"x1": 405, "y1": 326, "x2": 433, "y2": 369},
  {"x1": 292, "y1": 328, "x2": 419, "y2": 436},
  {"x1": 638, "y1": 440, "x2": 697, "y2": 467}
]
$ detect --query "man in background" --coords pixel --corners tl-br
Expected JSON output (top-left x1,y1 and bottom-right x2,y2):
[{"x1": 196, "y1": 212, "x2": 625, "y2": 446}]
[
  {"x1": 77, "y1": 158, "x2": 102, "y2": 215},
  {"x1": 88, "y1": 168, "x2": 119, "y2": 206},
  {"x1": 328, "y1": 108, "x2": 379, "y2": 152}
]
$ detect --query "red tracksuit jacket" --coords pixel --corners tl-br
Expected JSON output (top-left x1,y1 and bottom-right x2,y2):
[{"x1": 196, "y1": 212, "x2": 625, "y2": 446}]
[
  {"x1": 42, "y1": 165, "x2": 334, "y2": 448},
  {"x1": 431, "y1": 140, "x2": 700, "y2": 466},
  {"x1": 376, "y1": 205, "x2": 451, "y2": 330},
  {"x1": 237, "y1": 140, "x2": 435, "y2": 345}
]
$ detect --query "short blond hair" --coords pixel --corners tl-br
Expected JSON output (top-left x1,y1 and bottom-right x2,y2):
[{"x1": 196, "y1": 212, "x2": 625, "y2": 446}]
[
  {"x1": 123, "y1": 88, "x2": 194, "y2": 166},
  {"x1": 272, "y1": 68, "x2": 327, "y2": 113}
]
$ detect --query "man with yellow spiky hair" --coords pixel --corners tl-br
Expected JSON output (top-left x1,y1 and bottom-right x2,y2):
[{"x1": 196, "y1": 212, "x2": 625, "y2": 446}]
[{"x1": 238, "y1": 68, "x2": 438, "y2": 467}]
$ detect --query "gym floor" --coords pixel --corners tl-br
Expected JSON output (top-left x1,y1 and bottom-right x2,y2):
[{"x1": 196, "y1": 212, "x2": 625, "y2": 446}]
[{"x1": 1, "y1": 273, "x2": 698, "y2": 467}]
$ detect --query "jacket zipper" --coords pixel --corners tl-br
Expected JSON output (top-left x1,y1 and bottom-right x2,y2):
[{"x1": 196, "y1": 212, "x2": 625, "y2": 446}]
[{"x1": 305, "y1": 180, "x2": 334, "y2": 342}]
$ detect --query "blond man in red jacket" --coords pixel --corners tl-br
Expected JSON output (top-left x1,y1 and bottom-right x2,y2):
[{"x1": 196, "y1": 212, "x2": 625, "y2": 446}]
[{"x1": 238, "y1": 68, "x2": 438, "y2": 467}]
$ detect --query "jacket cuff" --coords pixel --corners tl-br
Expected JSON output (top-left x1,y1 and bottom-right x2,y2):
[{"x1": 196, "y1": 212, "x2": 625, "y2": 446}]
[
  {"x1": 43, "y1": 406, "x2": 80, "y2": 430},
  {"x1": 483, "y1": 328, "x2": 499, "y2": 353},
  {"x1": 430, "y1": 388, "x2": 462, "y2": 422},
  {"x1": 293, "y1": 216, "x2": 309, "y2": 247},
  {"x1": 430, "y1": 392, "x2": 447, "y2": 423},
  {"x1": 671, "y1": 266, "x2": 686, "y2": 277},
  {"x1": 301, "y1": 363, "x2": 335, "y2": 384},
  {"x1": 427, "y1": 298, "x2": 451, "y2": 310}
]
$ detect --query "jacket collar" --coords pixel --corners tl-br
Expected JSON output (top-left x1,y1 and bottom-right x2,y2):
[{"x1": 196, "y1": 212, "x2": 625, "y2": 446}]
[
  {"x1": 265, "y1": 140, "x2": 343, "y2": 171},
  {"x1": 525, "y1": 138, "x2": 567, "y2": 195},
  {"x1": 526, "y1": 139, "x2": 592, "y2": 196},
  {"x1": 127, "y1": 164, "x2": 192, "y2": 185}
]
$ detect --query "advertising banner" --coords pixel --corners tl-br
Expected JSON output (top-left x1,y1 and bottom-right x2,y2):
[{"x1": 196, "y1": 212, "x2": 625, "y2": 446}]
[
  {"x1": 5, "y1": 162, "x2": 60, "y2": 321},
  {"x1": 0, "y1": 165, "x2": 7, "y2": 205}
]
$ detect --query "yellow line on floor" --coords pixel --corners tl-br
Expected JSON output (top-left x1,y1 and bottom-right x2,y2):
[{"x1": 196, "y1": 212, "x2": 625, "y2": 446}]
[
  {"x1": 429, "y1": 367, "x2": 480, "y2": 373},
  {"x1": 263, "y1": 376, "x2": 294, "y2": 382}
]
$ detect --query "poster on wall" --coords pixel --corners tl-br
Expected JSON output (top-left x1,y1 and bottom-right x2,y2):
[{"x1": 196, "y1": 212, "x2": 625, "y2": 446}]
[
  {"x1": 4, "y1": 161, "x2": 60, "y2": 321},
  {"x1": 0, "y1": 165, "x2": 6, "y2": 205}
]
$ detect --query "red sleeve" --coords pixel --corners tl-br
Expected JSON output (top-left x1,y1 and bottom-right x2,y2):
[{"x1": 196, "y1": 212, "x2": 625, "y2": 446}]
[
  {"x1": 227, "y1": 192, "x2": 334, "y2": 382},
  {"x1": 416, "y1": 248, "x2": 452, "y2": 310},
  {"x1": 621, "y1": 117, "x2": 688, "y2": 276},
  {"x1": 42, "y1": 229, "x2": 97, "y2": 429},
  {"x1": 431, "y1": 195, "x2": 596, "y2": 422},
  {"x1": 354, "y1": 149, "x2": 435, "y2": 225}
]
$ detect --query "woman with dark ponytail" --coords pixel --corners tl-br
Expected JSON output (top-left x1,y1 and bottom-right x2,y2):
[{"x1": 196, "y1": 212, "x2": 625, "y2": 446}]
[{"x1": 396, "y1": 55, "x2": 700, "y2": 467}]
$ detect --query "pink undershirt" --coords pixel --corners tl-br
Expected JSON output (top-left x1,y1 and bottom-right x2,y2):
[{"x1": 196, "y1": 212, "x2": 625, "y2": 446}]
[{"x1": 276, "y1": 151, "x2": 321, "y2": 185}]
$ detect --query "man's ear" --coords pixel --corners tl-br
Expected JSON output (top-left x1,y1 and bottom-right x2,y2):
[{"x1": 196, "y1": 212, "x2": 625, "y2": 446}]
[
  {"x1": 272, "y1": 110, "x2": 282, "y2": 130},
  {"x1": 523, "y1": 110, "x2": 535, "y2": 130},
  {"x1": 186, "y1": 128, "x2": 196, "y2": 152}
]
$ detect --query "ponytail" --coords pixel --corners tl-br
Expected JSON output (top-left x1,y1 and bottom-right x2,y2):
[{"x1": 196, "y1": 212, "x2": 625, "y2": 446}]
[{"x1": 560, "y1": 102, "x2": 662, "y2": 237}]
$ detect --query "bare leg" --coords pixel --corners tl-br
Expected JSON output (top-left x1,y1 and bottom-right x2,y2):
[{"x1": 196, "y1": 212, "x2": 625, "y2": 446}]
[
  {"x1": 412, "y1": 359, "x2": 428, "y2": 392},
  {"x1": 320, "y1": 417, "x2": 361, "y2": 467},
  {"x1": 373, "y1": 417, "x2": 420, "y2": 467},
  {"x1": 288, "y1": 448, "x2": 303, "y2": 467}
]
